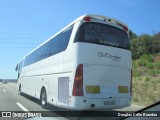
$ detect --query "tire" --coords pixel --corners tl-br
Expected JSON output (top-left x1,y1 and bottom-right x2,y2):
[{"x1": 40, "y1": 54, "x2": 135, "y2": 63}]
[{"x1": 40, "y1": 88, "x2": 47, "y2": 108}]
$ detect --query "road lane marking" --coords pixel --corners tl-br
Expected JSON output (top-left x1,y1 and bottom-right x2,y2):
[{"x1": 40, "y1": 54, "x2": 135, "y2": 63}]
[
  {"x1": 16, "y1": 103, "x2": 29, "y2": 111},
  {"x1": 2, "y1": 89, "x2": 6, "y2": 92}
]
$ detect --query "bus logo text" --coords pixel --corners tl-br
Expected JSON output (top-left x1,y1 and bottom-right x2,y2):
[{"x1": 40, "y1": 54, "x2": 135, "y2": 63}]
[{"x1": 98, "y1": 52, "x2": 121, "y2": 61}]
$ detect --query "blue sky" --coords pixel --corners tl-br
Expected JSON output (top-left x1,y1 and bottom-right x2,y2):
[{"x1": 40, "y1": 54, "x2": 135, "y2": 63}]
[{"x1": 0, "y1": 0, "x2": 160, "y2": 79}]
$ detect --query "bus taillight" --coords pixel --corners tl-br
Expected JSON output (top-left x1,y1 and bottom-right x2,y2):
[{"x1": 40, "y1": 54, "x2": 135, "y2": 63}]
[
  {"x1": 83, "y1": 17, "x2": 91, "y2": 22},
  {"x1": 72, "y1": 64, "x2": 83, "y2": 96},
  {"x1": 115, "y1": 22, "x2": 128, "y2": 32},
  {"x1": 130, "y1": 69, "x2": 132, "y2": 96}
]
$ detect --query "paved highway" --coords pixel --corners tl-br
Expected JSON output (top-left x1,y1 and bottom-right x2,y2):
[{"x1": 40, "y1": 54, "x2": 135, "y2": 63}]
[
  {"x1": 0, "y1": 82, "x2": 72, "y2": 120},
  {"x1": 0, "y1": 82, "x2": 144, "y2": 120}
]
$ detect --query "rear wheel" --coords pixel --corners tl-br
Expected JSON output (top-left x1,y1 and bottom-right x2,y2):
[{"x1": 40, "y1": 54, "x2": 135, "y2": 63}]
[{"x1": 40, "y1": 88, "x2": 47, "y2": 108}]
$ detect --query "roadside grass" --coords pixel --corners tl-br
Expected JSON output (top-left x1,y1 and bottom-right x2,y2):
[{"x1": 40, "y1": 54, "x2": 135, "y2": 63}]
[{"x1": 132, "y1": 54, "x2": 160, "y2": 106}]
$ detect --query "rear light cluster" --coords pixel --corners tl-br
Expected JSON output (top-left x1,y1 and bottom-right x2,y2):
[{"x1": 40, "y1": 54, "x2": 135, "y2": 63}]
[
  {"x1": 72, "y1": 64, "x2": 84, "y2": 96},
  {"x1": 130, "y1": 69, "x2": 132, "y2": 96},
  {"x1": 115, "y1": 22, "x2": 128, "y2": 32}
]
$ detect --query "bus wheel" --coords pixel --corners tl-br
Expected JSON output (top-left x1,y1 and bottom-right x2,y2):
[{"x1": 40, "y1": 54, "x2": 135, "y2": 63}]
[{"x1": 40, "y1": 88, "x2": 47, "y2": 108}]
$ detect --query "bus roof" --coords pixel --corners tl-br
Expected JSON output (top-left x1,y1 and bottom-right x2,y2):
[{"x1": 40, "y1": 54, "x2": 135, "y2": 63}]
[{"x1": 22, "y1": 14, "x2": 129, "y2": 60}]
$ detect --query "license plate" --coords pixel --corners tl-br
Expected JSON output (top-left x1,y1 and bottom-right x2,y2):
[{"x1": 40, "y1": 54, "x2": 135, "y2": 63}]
[
  {"x1": 86, "y1": 86, "x2": 100, "y2": 94},
  {"x1": 104, "y1": 100, "x2": 116, "y2": 105}
]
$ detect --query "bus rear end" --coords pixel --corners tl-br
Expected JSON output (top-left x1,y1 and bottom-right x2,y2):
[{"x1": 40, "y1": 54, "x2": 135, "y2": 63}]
[{"x1": 72, "y1": 15, "x2": 132, "y2": 109}]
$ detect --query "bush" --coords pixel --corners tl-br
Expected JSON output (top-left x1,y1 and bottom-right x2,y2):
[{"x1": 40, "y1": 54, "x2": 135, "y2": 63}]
[
  {"x1": 133, "y1": 70, "x2": 141, "y2": 77},
  {"x1": 146, "y1": 62, "x2": 154, "y2": 69},
  {"x1": 156, "y1": 62, "x2": 160, "y2": 69},
  {"x1": 155, "y1": 70, "x2": 160, "y2": 74},
  {"x1": 148, "y1": 70, "x2": 156, "y2": 76},
  {"x1": 141, "y1": 54, "x2": 154, "y2": 62},
  {"x1": 137, "y1": 59, "x2": 147, "y2": 66},
  {"x1": 145, "y1": 77, "x2": 150, "y2": 82},
  {"x1": 133, "y1": 97, "x2": 139, "y2": 102},
  {"x1": 130, "y1": 33, "x2": 160, "y2": 59},
  {"x1": 132, "y1": 61, "x2": 138, "y2": 69},
  {"x1": 147, "y1": 55, "x2": 154, "y2": 62}
]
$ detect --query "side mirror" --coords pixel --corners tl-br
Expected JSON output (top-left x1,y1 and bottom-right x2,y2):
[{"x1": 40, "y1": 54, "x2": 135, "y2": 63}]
[{"x1": 15, "y1": 64, "x2": 19, "y2": 71}]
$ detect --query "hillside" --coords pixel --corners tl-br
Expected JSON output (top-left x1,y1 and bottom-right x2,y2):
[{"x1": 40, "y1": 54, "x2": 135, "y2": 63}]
[{"x1": 132, "y1": 54, "x2": 160, "y2": 106}]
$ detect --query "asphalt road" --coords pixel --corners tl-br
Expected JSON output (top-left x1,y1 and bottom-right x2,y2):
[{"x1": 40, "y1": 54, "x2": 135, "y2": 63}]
[{"x1": 0, "y1": 82, "x2": 144, "y2": 120}]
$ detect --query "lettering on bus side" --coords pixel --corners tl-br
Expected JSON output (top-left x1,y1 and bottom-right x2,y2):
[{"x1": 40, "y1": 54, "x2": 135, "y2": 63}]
[{"x1": 98, "y1": 52, "x2": 121, "y2": 61}]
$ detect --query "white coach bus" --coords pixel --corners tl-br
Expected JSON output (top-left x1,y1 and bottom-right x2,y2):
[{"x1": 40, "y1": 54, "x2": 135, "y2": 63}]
[{"x1": 15, "y1": 14, "x2": 132, "y2": 110}]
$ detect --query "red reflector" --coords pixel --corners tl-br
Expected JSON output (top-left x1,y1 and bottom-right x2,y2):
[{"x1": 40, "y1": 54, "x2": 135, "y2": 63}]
[
  {"x1": 116, "y1": 22, "x2": 128, "y2": 32},
  {"x1": 123, "y1": 26, "x2": 128, "y2": 32},
  {"x1": 83, "y1": 17, "x2": 91, "y2": 22}
]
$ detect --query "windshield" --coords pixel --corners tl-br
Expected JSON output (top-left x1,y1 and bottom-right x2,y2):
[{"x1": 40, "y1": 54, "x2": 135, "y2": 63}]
[{"x1": 75, "y1": 22, "x2": 130, "y2": 50}]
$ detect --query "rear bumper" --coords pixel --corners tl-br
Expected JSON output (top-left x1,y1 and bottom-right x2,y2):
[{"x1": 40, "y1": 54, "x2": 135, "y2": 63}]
[{"x1": 60, "y1": 97, "x2": 132, "y2": 110}]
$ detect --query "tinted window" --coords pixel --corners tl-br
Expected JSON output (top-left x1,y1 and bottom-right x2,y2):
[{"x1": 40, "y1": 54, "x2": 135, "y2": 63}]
[
  {"x1": 37, "y1": 40, "x2": 52, "y2": 61},
  {"x1": 23, "y1": 25, "x2": 73, "y2": 67},
  {"x1": 50, "y1": 25, "x2": 73, "y2": 55},
  {"x1": 75, "y1": 22, "x2": 130, "y2": 50},
  {"x1": 24, "y1": 50, "x2": 37, "y2": 66}
]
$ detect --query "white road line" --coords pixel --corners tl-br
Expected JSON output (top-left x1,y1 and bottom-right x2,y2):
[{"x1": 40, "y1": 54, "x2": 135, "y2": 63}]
[
  {"x1": 2, "y1": 89, "x2": 6, "y2": 92},
  {"x1": 16, "y1": 103, "x2": 29, "y2": 111}
]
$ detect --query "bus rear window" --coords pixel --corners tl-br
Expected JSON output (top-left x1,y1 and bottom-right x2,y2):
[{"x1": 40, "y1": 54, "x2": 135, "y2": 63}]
[{"x1": 75, "y1": 22, "x2": 130, "y2": 50}]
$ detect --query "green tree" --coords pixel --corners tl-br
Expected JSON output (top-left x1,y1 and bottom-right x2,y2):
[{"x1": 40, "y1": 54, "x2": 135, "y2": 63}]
[
  {"x1": 130, "y1": 32, "x2": 160, "y2": 59},
  {"x1": 129, "y1": 30, "x2": 137, "y2": 39}
]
